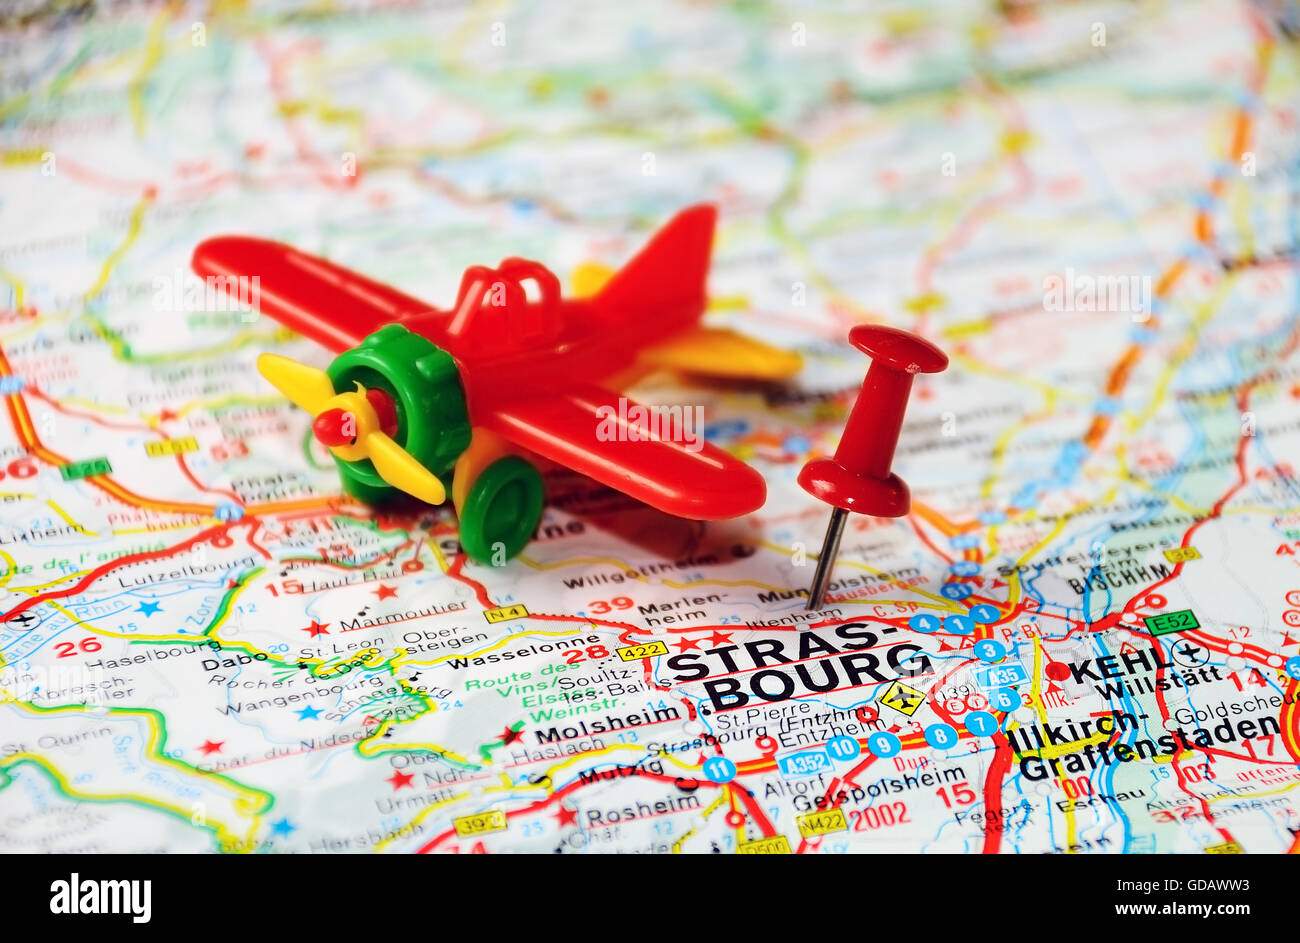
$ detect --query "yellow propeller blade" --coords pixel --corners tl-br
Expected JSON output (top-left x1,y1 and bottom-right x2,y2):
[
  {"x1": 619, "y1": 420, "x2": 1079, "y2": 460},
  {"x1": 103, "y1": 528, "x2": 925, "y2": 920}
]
[
  {"x1": 257, "y1": 353, "x2": 338, "y2": 414},
  {"x1": 366, "y1": 431, "x2": 447, "y2": 505},
  {"x1": 258, "y1": 353, "x2": 446, "y2": 505}
]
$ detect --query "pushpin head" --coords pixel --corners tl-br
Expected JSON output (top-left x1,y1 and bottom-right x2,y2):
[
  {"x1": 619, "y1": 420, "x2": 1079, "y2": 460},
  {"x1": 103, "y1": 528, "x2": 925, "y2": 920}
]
[
  {"x1": 800, "y1": 325, "x2": 948, "y2": 609},
  {"x1": 847, "y1": 324, "x2": 948, "y2": 375},
  {"x1": 798, "y1": 325, "x2": 948, "y2": 518},
  {"x1": 799, "y1": 461, "x2": 911, "y2": 517}
]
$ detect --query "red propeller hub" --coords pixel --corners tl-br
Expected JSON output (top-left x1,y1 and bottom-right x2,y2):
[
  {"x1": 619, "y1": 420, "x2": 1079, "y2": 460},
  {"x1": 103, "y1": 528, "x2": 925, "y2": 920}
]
[
  {"x1": 311, "y1": 389, "x2": 398, "y2": 449},
  {"x1": 313, "y1": 408, "x2": 356, "y2": 447}
]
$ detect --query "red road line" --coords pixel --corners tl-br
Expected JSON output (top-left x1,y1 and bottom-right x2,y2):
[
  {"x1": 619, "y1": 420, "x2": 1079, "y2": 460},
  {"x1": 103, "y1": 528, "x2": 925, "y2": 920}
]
[{"x1": 1, "y1": 521, "x2": 235, "y2": 622}]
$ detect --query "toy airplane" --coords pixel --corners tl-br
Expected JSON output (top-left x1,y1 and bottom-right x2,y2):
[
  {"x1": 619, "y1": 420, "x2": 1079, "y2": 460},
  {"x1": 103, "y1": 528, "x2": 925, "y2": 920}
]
[{"x1": 193, "y1": 205, "x2": 801, "y2": 563}]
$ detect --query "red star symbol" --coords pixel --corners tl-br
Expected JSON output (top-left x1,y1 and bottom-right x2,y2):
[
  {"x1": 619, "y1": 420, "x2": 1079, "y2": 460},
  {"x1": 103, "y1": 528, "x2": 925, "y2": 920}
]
[
  {"x1": 199, "y1": 740, "x2": 224, "y2": 755},
  {"x1": 301, "y1": 620, "x2": 330, "y2": 637},
  {"x1": 553, "y1": 804, "x2": 579, "y2": 827},
  {"x1": 373, "y1": 584, "x2": 398, "y2": 600},
  {"x1": 709, "y1": 631, "x2": 734, "y2": 646},
  {"x1": 227, "y1": 579, "x2": 240, "y2": 589},
  {"x1": 672, "y1": 636, "x2": 702, "y2": 651},
  {"x1": 499, "y1": 726, "x2": 523, "y2": 744},
  {"x1": 157, "y1": 408, "x2": 179, "y2": 423},
  {"x1": 386, "y1": 770, "x2": 414, "y2": 790}
]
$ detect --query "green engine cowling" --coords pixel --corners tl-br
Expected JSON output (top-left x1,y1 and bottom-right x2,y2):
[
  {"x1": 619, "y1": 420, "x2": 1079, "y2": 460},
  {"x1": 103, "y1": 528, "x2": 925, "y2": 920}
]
[
  {"x1": 325, "y1": 324, "x2": 471, "y2": 503},
  {"x1": 321, "y1": 323, "x2": 545, "y2": 565}
]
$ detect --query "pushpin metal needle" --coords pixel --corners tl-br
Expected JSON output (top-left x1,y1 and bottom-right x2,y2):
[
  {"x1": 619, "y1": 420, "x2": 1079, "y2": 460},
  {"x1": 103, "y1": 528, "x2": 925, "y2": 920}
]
[
  {"x1": 806, "y1": 507, "x2": 847, "y2": 610},
  {"x1": 799, "y1": 325, "x2": 948, "y2": 610}
]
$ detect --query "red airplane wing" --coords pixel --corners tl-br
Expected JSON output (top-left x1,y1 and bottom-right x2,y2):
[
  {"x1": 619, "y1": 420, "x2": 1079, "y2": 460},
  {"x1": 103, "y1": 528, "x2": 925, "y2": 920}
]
[
  {"x1": 194, "y1": 204, "x2": 718, "y2": 358},
  {"x1": 483, "y1": 385, "x2": 765, "y2": 520},
  {"x1": 191, "y1": 236, "x2": 434, "y2": 352}
]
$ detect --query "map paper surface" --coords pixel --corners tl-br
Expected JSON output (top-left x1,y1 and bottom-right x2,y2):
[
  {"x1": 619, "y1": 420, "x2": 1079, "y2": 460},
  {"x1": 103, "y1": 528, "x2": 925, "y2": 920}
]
[{"x1": 2, "y1": 0, "x2": 1300, "y2": 854}]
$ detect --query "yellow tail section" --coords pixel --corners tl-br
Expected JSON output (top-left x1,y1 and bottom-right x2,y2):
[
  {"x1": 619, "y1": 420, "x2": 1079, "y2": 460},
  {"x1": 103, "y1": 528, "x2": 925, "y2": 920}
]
[
  {"x1": 570, "y1": 261, "x2": 802, "y2": 383},
  {"x1": 638, "y1": 326, "x2": 802, "y2": 380}
]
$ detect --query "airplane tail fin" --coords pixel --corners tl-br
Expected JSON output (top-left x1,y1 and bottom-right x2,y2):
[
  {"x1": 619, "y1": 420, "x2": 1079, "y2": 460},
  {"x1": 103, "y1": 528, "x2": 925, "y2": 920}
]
[{"x1": 593, "y1": 204, "x2": 716, "y2": 328}]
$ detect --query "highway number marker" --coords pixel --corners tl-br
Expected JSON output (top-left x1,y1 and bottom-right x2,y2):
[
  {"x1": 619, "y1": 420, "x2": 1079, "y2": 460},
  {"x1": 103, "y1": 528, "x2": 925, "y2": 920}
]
[
  {"x1": 880, "y1": 680, "x2": 925, "y2": 715},
  {"x1": 60, "y1": 457, "x2": 111, "y2": 481},
  {"x1": 215, "y1": 501, "x2": 244, "y2": 521},
  {"x1": 944, "y1": 614, "x2": 974, "y2": 635},
  {"x1": 909, "y1": 614, "x2": 939, "y2": 633},
  {"x1": 924, "y1": 723, "x2": 958, "y2": 749},
  {"x1": 483, "y1": 604, "x2": 528, "y2": 623},
  {"x1": 145, "y1": 436, "x2": 198, "y2": 457},
  {"x1": 616, "y1": 640, "x2": 668, "y2": 661},
  {"x1": 1203, "y1": 840, "x2": 1242, "y2": 854},
  {"x1": 866, "y1": 732, "x2": 901, "y2": 757},
  {"x1": 778, "y1": 750, "x2": 831, "y2": 777},
  {"x1": 826, "y1": 734, "x2": 860, "y2": 761},
  {"x1": 737, "y1": 835, "x2": 792, "y2": 854},
  {"x1": 989, "y1": 687, "x2": 1021, "y2": 712},
  {"x1": 941, "y1": 582, "x2": 973, "y2": 600},
  {"x1": 965, "y1": 710, "x2": 998, "y2": 737},
  {"x1": 702, "y1": 756, "x2": 736, "y2": 783},
  {"x1": 1163, "y1": 546, "x2": 1201, "y2": 563},
  {"x1": 1143, "y1": 609, "x2": 1200, "y2": 637},
  {"x1": 796, "y1": 809, "x2": 847, "y2": 837},
  {"x1": 454, "y1": 809, "x2": 507, "y2": 837},
  {"x1": 974, "y1": 662, "x2": 1029, "y2": 689}
]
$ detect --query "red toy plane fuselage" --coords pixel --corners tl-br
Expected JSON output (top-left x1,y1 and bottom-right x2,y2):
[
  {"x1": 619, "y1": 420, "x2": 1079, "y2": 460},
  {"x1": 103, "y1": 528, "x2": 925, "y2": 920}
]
[{"x1": 193, "y1": 205, "x2": 781, "y2": 521}]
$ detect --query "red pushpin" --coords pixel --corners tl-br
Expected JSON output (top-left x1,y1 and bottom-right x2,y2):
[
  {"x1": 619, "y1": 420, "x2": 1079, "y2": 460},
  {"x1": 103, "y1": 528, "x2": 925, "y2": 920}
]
[{"x1": 799, "y1": 325, "x2": 948, "y2": 609}]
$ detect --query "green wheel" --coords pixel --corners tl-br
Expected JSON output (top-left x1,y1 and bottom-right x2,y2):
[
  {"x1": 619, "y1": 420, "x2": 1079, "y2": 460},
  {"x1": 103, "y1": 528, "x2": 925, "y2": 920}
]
[{"x1": 459, "y1": 456, "x2": 544, "y2": 564}]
